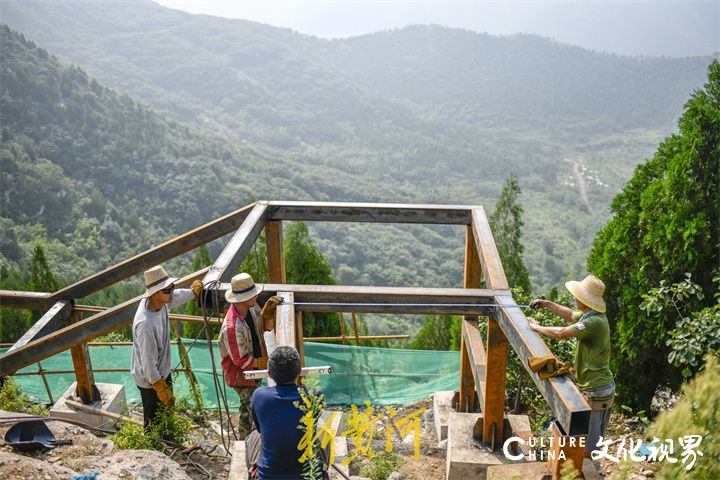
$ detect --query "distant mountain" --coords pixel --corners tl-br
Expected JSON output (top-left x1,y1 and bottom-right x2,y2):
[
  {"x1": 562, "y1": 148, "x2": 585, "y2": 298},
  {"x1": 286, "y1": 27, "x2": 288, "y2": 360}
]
[{"x1": 0, "y1": 0, "x2": 716, "y2": 293}]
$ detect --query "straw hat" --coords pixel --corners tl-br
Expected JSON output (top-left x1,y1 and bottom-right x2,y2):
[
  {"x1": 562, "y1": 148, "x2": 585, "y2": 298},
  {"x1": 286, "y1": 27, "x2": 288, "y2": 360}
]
[
  {"x1": 143, "y1": 266, "x2": 178, "y2": 298},
  {"x1": 225, "y1": 273, "x2": 263, "y2": 304},
  {"x1": 565, "y1": 275, "x2": 606, "y2": 313}
]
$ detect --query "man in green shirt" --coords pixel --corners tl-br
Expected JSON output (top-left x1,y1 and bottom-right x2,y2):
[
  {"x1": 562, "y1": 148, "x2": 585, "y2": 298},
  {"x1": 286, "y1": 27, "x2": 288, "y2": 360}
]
[{"x1": 527, "y1": 274, "x2": 615, "y2": 457}]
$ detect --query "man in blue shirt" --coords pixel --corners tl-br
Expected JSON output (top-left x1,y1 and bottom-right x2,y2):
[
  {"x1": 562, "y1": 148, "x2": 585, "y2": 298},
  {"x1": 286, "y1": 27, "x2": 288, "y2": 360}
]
[{"x1": 246, "y1": 346, "x2": 325, "y2": 479}]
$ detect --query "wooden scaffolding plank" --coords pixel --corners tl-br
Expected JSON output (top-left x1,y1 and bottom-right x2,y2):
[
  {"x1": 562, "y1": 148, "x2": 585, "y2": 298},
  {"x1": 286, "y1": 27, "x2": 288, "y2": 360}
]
[
  {"x1": 203, "y1": 202, "x2": 270, "y2": 285},
  {"x1": 0, "y1": 269, "x2": 208, "y2": 376},
  {"x1": 274, "y1": 291, "x2": 296, "y2": 348},
  {"x1": 268, "y1": 201, "x2": 473, "y2": 225},
  {"x1": 52, "y1": 203, "x2": 255, "y2": 302},
  {"x1": 7, "y1": 300, "x2": 72, "y2": 353},
  {"x1": 495, "y1": 294, "x2": 591, "y2": 436}
]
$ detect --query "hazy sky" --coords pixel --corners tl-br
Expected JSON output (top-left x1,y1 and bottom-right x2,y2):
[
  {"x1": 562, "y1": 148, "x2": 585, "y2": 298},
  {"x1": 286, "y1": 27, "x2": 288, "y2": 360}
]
[{"x1": 153, "y1": 0, "x2": 718, "y2": 57}]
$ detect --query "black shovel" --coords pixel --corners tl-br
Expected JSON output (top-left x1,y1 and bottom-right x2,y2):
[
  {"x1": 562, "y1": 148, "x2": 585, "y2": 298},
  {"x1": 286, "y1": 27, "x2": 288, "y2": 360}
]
[{"x1": 4, "y1": 419, "x2": 73, "y2": 452}]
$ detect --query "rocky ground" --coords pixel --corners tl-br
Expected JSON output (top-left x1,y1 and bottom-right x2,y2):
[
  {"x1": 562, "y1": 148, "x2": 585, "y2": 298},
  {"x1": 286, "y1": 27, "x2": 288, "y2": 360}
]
[{"x1": 0, "y1": 395, "x2": 674, "y2": 480}]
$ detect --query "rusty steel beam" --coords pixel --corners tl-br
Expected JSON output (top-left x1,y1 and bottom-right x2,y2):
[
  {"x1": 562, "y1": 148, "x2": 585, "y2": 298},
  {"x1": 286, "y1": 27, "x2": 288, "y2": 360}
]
[
  {"x1": 268, "y1": 201, "x2": 473, "y2": 225},
  {"x1": 197, "y1": 283, "x2": 507, "y2": 315},
  {"x1": 51, "y1": 204, "x2": 256, "y2": 302},
  {"x1": 0, "y1": 269, "x2": 208, "y2": 376},
  {"x1": 0, "y1": 290, "x2": 54, "y2": 311},
  {"x1": 461, "y1": 318, "x2": 486, "y2": 411},
  {"x1": 470, "y1": 208, "x2": 509, "y2": 290},
  {"x1": 203, "y1": 202, "x2": 270, "y2": 285},
  {"x1": 7, "y1": 301, "x2": 72, "y2": 353},
  {"x1": 265, "y1": 220, "x2": 286, "y2": 284},
  {"x1": 495, "y1": 294, "x2": 591, "y2": 436}
]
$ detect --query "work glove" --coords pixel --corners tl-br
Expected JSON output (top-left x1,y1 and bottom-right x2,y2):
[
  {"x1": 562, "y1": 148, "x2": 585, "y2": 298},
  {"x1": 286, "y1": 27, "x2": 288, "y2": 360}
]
[
  {"x1": 151, "y1": 378, "x2": 175, "y2": 405},
  {"x1": 256, "y1": 356, "x2": 268, "y2": 369},
  {"x1": 260, "y1": 295, "x2": 284, "y2": 321},
  {"x1": 529, "y1": 299, "x2": 544, "y2": 310},
  {"x1": 190, "y1": 279, "x2": 204, "y2": 299}
]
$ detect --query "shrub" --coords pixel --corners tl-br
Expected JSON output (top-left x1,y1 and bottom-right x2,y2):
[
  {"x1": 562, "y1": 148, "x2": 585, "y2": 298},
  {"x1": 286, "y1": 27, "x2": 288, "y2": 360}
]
[
  {"x1": 648, "y1": 355, "x2": 720, "y2": 479},
  {"x1": 0, "y1": 377, "x2": 48, "y2": 415},
  {"x1": 360, "y1": 453, "x2": 401, "y2": 480},
  {"x1": 110, "y1": 404, "x2": 192, "y2": 452}
]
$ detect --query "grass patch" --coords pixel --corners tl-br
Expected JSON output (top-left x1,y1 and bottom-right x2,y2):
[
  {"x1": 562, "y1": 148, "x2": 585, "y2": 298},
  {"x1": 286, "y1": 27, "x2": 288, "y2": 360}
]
[{"x1": 360, "y1": 453, "x2": 402, "y2": 480}]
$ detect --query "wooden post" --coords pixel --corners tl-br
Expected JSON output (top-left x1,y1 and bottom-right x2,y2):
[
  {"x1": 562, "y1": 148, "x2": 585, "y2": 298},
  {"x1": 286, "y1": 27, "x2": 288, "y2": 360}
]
[
  {"x1": 339, "y1": 312, "x2": 347, "y2": 340},
  {"x1": 170, "y1": 321, "x2": 204, "y2": 410},
  {"x1": 351, "y1": 312, "x2": 360, "y2": 346},
  {"x1": 483, "y1": 315, "x2": 508, "y2": 448},
  {"x1": 265, "y1": 220, "x2": 286, "y2": 284},
  {"x1": 460, "y1": 226, "x2": 482, "y2": 412},
  {"x1": 547, "y1": 420, "x2": 587, "y2": 479},
  {"x1": 69, "y1": 312, "x2": 100, "y2": 404}
]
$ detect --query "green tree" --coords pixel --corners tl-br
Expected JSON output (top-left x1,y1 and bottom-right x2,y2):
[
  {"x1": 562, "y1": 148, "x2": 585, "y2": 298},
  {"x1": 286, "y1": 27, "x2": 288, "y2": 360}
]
[
  {"x1": 27, "y1": 242, "x2": 59, "y2": 324},
  {"x1": 29, "y1": 242, "x2": 58, "y2": 294},
  {"x1": 588, "y1": 61, "x2": 720, "y2": 410},
  {"x1": 490, "y1": 174, "x2": 532, "y2": 293},
  {"x1": 410, "y1": 315, "x2": 460, "y2": 351},
  {"x1": 0, "y1": 265, "x2": 31, "y2": 343},
  {"x1": 284, "y1": 222, "x2": 340, "y2": 338}
]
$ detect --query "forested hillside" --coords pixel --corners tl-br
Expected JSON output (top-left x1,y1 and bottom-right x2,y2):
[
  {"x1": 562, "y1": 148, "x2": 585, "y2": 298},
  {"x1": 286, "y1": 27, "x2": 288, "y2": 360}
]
[
  {"x1": 1, "y1": 0, "x2": 716, "y2": 293},
  {"x1": 0, "y1": 25, "x2": 464, "y2": 300}
]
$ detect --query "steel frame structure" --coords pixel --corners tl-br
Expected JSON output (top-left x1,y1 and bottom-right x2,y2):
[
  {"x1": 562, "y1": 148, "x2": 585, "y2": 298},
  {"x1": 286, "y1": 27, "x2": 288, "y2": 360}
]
[{"x1": 0, "y1": 200, "x2": 591, "y2": 441}]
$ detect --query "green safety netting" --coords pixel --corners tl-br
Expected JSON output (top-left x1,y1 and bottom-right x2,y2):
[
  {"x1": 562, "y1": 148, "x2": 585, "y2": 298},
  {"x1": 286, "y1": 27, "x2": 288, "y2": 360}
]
[{"x1": 1, "y1": 341, "x2": 459, "y2": 408}]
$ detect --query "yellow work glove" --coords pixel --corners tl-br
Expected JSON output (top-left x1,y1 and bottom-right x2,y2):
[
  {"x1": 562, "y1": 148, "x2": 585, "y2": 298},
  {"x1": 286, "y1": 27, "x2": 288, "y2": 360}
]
[
  {"x1": 256, "y1": 357, "x2": 268, "y2": 369},
  {"x1": 190, "y1": 279, "x2": 204, "y2": 299},
  {"x1": 260, "y1": 295, "x2": 284, "y2": 321},
  {"x1": 151, "y1": 378, "x2": 175, "y2": 405}
]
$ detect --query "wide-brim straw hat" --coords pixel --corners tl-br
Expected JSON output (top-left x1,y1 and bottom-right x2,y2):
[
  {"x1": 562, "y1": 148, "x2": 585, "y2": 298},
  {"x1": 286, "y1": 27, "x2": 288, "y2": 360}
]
[
  {"x1": 143, "y1": 266, "x2": 178, "y2": 298},
  {"x1": 225, "y1": 273, "x2": 263, "y2": 304},
  {"x1": 565, "y1": 275, "x2": 606, "y2": 313}
]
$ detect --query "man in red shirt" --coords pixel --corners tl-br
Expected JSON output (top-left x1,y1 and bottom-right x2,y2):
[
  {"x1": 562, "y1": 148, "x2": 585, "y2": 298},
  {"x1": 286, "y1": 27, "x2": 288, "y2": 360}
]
[{"x1": 218, "y1": 273, "x2": 282, "y2": 437}]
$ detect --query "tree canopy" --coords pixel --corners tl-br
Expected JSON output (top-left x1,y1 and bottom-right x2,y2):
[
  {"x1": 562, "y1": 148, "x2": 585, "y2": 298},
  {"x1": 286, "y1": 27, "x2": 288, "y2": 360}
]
[{"x1": 587, "y1": 61, "x2": 720, "y2": 410}]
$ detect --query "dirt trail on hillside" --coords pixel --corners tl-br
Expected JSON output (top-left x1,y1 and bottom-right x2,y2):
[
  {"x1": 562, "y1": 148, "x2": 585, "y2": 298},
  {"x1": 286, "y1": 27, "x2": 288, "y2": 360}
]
[{"x1": 572, "y1": 160, "x2": 594, "y2": 214}]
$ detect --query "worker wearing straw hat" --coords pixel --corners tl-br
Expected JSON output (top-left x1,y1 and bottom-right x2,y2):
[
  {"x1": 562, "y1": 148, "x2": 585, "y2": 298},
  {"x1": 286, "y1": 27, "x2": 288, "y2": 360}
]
[
  {"x1": 131, "y1": 265, "x2": 204, "y2": 427},
  {"x1": 527, "y1": 274, "x2": 615, "y2": 457},
  {"x1": 218, "y1": 272, "x2": 283, "y2": 438}
]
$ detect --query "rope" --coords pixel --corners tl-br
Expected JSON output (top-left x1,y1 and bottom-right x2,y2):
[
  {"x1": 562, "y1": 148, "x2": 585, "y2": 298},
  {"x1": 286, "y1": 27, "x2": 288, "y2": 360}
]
[{"x1": 200, "y1": 280, "x2": 238, "y2": 455}]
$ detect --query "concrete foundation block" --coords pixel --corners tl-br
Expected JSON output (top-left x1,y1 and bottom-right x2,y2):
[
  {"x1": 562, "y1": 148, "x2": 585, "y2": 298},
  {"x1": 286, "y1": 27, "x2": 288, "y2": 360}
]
[
  {"x1": 321, "y1": 409, "x2": 349, "y2": 479},
  {"x1": 50, "y1": 382, "x2": 128, "y2": 429},
  {"x1": 433, "y1": 391, "x2": 455, "y2": 442},
  {"x1": 446, "y1": 412, "x2": 504, "y2": 480}
]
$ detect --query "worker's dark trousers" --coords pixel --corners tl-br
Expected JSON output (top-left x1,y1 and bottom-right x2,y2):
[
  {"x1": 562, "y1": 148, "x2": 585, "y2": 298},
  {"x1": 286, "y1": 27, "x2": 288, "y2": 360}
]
[{"x1": 138, "y1": 374, "x2": 172, "y2": 428}]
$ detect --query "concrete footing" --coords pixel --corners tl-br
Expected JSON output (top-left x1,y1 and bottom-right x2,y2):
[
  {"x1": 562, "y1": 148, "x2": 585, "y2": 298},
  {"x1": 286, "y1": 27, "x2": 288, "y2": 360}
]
[
  {"x1": 49, "y1": 382, "x2": 128, "y2": 429},
  {"x1": 321, "y1": 409, "x2": 349, "y2": 479},
  {"x1": 446, "y1": 412, "x2": 504, "y2": 480},
  {"x1": 433, "y1": 391, "x2": 456, "y2": 442}
]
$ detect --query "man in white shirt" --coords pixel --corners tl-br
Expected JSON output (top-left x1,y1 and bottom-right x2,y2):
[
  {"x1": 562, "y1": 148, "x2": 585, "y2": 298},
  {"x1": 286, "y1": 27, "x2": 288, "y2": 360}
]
[{"x1": 131, "y1": 265, "x2": 202, "y2": 427}]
